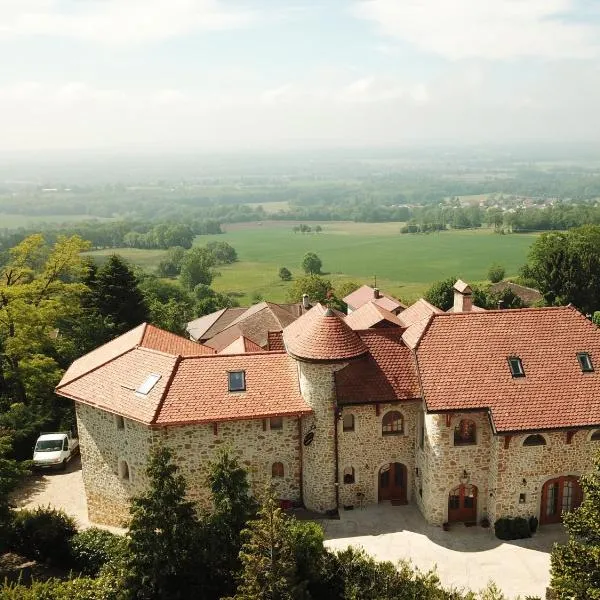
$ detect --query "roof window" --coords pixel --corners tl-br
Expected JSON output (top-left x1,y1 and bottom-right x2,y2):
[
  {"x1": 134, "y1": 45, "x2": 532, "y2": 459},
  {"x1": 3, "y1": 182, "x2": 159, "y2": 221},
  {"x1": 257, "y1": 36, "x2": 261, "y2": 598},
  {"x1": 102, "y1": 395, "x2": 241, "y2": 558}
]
[
  {"x1": 136, "y1": 373, "x2": 161, "y2": 395},
  {"x1": 228, "y1": 370, "x2": 246, "y2": 392},
  {"x1": 508, "y1": 357, "x2": 525, "y2": 378},
  {"x1": 577, "y1": 353, "x2": 594, "y2": 373}
]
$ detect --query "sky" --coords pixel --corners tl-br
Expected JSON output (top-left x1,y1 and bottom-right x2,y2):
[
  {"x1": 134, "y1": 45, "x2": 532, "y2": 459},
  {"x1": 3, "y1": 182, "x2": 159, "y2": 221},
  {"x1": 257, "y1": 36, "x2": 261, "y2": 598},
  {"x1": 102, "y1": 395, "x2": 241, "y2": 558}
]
[{"x1": 1, "y1": 0, "x2": 600, "y2": 152}]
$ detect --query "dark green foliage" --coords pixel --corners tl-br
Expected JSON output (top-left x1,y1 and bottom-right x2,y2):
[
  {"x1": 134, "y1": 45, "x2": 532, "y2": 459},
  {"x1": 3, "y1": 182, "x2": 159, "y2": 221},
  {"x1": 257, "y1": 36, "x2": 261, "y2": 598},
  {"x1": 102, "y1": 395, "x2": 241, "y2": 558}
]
[
  {"x1": 156, "y1": 246, "x2": 186, "y2": 277},
  {"x1": 279, "y1": 267, "x2": 292, "y2": 281},
  {"x1": 206, "y1": 241, "x2": 238, "y2": 264},
  {"x1": 9, "y1": 506, "x2": 77, "y2": 565},
  {"x1": 301, "y1": 252, "x2": 322, "y2": 275},
  {"x1": 69, "y1": 528, "x2": 128, "y2": 576},
  {"x1": 594, "y1": 311, "x2": 600, "y2": 327},
  {"x1": 125, "y1": 445, "x2": 202, "y2": 599},
  {"x1": 494, "y1": 517, "x2": 531, "y2": 540},
  {"x1": 287, "y1": 275, "x2": 333, "y2": 304},
  {"x1": 90, "y1": 255, "x2": 149, "y2": 333},
  {"x1": 487, "y1": 263, "x2": 505, "y2": 283},
  {"x1": 479, "y1": 287, "x2": 527, "y2": 310},
  {"x1": 551, "y1": 455, "x2": 600, "y2": 599},
  {"x1": 424, "y1": 277, "x2": 458, "y2": 311},
  {"x1": 179, "y1": 246, "x2": 217, "y2": 290}
]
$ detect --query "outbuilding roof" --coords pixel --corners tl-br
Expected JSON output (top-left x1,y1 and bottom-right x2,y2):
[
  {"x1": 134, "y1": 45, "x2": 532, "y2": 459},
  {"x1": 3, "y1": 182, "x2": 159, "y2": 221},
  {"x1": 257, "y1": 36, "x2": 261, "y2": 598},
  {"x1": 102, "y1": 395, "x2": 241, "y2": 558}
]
[
  {"x1": 344, "y1": 301, "x2": 404, "y2": 330},
  {"x1": 343, "y1": 285, "x2": 404, "y2": 313}
]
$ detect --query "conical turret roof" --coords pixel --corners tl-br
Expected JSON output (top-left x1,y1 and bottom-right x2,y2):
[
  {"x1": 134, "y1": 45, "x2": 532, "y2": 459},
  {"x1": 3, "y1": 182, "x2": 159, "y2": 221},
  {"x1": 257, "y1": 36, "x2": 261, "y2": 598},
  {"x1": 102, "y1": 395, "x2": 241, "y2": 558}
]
[{"x1": 283, "y1": 303, "x2": 368, "y2": 363}]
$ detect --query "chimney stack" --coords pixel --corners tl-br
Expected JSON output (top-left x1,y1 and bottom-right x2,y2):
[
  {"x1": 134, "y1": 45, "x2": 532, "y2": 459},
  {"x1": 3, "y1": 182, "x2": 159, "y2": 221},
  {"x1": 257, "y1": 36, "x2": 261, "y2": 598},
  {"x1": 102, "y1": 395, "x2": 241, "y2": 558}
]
[
  {"x1": 373, "y1": 287, "x2": 381, "y2": 299},
  {"x1": 453, "y1": 280, "x2": 473, "y2": 312},
  {"x1": 497, "y1": 299, "x2": 505, "y2": 310},
  {"x1": 302, "y1": 294, "x2": 310, "y2": 309}
]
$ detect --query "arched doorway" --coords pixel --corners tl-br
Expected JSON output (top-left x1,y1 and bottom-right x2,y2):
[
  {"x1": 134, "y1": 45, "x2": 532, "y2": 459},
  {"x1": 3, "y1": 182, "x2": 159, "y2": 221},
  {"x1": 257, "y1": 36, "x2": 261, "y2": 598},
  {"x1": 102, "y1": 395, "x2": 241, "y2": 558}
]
[
  {"x1": 448, "y1": 484, "x2": 478, "y2": 522},
  {"x1": 540, "y1": 476, "x2": 582, "y2": 525},
  {"x1": 378, "y1": 462, "x2": 407, "y2": 504}
]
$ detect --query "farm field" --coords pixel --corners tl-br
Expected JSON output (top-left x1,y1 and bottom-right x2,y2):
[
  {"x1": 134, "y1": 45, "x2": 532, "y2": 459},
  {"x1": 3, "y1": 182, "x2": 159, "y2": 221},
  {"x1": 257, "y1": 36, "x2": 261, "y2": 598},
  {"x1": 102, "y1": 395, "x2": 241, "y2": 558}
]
[{"x1": 84, "y1": 221, "x2": 537, "y2": 305}]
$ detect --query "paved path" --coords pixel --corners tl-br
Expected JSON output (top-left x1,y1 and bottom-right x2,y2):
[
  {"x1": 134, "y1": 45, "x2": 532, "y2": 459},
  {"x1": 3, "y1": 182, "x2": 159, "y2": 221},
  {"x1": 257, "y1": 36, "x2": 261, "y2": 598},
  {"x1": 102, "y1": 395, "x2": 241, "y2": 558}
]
[{"x1": 323, "y1": 503, "x2": 566, "y2": 599}]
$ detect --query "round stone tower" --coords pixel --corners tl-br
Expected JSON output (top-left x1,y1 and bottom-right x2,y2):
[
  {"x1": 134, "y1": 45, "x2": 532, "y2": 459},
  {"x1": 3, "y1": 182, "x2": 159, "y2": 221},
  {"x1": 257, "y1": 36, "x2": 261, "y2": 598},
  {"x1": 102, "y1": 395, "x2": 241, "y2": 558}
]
[{"x1": 283, "y1": 305, "x2": 368, "y2": 513}]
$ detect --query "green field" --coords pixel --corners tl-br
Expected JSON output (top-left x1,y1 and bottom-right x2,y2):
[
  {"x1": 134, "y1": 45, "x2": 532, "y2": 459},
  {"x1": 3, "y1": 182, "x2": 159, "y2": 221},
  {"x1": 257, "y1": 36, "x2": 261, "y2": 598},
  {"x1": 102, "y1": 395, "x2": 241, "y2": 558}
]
[{"x1": 85, "y1": 222, "x2": 536, "y2": 305}]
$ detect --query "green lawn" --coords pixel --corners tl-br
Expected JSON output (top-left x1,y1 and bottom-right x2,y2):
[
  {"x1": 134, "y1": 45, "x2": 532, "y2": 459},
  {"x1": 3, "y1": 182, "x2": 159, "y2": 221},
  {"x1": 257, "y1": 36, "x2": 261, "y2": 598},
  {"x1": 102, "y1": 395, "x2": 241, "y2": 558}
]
[{"x1": 85, "y1": 222, "x2": 537, "y2": 305}]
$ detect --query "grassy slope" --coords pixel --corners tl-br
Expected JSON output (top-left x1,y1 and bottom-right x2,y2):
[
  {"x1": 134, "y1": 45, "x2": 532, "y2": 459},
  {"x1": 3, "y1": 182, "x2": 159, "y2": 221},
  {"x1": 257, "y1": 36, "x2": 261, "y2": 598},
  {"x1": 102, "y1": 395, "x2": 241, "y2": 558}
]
[{"x1": 85, "y1": 221, "x2": 536, "y2": 305}]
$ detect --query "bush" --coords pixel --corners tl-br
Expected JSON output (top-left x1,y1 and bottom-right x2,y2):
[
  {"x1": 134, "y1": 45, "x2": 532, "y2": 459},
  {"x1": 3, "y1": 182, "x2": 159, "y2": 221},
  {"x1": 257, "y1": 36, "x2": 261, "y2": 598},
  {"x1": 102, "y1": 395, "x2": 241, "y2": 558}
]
[
  {"x1": 488, "y1": 263, "x2": 506, "y2": 283},
  {"x1": 494, "y1": 516, "x2": 531, "y2": 540},
  {"x1": 10, "y1": 507, "x2": 77, "y2": 565},
  {"x1": 278, "y1": 267, "x2": 292, "y2": 281},
  {"x1": 69, "y1": 528, "x2": 127, "y2": 576}
]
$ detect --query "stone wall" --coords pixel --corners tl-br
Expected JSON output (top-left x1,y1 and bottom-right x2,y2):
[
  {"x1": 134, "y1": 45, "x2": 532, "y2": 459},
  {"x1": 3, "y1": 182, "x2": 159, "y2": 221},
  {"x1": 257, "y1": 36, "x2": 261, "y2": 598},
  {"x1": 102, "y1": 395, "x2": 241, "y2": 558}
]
[
  {"x1": 161, "y1": 416, "x2": 302, "y2": 510},
  {"x1": 337, "y1": 402, "x2": 419, "y2": 508},
  {"x1": 417, "y1": 411, "x2": 492, "y2": 525},
  {"x1": 298, "y1": 361, "x2": 346, "y2": 512},
  {"x1": 491, "y1": 430, "x2": 599, "y2": 523},
  {"x1": 76, "y1": 404, "x2": 155, "y2": 527}
]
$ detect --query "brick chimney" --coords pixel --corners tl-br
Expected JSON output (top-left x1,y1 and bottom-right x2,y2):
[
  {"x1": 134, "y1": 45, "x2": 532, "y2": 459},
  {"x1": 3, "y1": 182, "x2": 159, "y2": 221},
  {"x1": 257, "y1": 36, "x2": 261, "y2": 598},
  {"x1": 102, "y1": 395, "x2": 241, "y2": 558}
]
[
  {"x1": 302, "y1": 294, "x2": 310, "y2": 309},
  {"x1": 373, "y1": 287, "x2": 381, "y2": 299},
  {"x1": 453, "y1": 279, "x2": 473, "y2": 312}
]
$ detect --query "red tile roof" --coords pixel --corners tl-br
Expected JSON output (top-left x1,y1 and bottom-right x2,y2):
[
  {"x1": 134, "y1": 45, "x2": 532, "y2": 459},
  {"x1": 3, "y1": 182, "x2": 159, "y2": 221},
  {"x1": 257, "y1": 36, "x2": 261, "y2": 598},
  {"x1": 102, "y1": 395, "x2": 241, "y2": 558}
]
[
  {"x1": 344, "y1": 301, "x2": 404, "y2": 330},
  {"x1": 398, "y1": 298, "x2": 443, "y2": 328},
  {"x1": 283, "y1": 303, "x2": 368, "y2": 363},
  {"x1": 416, "y1": 306, "x2": 600, "y2": 432},
  {"x1": 186, "y1": 307, "x2": 247, "y2": 342},
  {"x1": 343, "y1": 285, "x2": 405, "y2": 313},
  {"x1": 268, "y1": 331, "x2": 285, "y2": 351},
  {"x1": 335, "y1": 329, "x2": 420, "y2": 404},
  {"x1": 218, "y1": 336, "x2": 265, "y2": 354},
  {"x1": 141, "y1": 324, "x2": 214, "y2": 356}
]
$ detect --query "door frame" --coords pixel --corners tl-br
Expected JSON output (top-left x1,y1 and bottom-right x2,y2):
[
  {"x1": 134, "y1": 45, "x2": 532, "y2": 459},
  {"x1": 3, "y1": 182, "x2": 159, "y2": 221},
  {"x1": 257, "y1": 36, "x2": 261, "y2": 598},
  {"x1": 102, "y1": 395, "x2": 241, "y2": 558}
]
[
  {"x1": 377, "y1": 462, "x2": 408, "y2": 504},
  {"x1": 540, "y1": 475, "x2": 582, "y2": 525},
  {"x1": 447, "y1": 484, "x2": 478, "y2": 523}
]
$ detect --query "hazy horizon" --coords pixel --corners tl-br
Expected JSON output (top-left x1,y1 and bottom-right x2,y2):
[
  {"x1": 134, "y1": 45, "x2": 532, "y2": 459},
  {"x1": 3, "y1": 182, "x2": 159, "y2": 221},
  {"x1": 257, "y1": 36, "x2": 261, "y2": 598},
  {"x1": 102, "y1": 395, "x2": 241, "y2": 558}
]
[{"x1": 2, "y1": 1, "x2": 600, "y2": 153}]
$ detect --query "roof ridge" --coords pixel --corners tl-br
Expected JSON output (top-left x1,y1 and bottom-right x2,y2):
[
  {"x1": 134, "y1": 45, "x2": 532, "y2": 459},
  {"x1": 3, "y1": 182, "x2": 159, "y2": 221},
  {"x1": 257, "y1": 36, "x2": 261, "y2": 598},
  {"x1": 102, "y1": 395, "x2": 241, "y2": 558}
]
[
  {"x1": 152, "y1": 355, "x2": 183, "y2": 425},
  {"x1": 431, "y1": 305, "x2": 568, "y2": 318},
  {"x1": 179, "y1": 350, "x2": 286, "y2": 361},
  {"x1": 133, "y1": 345, "x2": 183, "y2": 359}
]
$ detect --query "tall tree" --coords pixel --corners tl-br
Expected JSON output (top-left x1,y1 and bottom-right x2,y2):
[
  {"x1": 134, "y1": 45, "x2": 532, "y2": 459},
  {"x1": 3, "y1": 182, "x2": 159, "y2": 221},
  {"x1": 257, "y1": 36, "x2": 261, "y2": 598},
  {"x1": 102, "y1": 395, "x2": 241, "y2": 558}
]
[
  {"x1": 91, "y1": 255, "x2": 149, "y2": 334},
  {"x1": 423, "y1": 277, "x2": 458, "y2": 311},
  {"x1": 287, "y1": 275, "x2": 333, "y2": 304},
  {"x1": 551, "y1": 453, "x2": 600, "y2": 599},
  {"x1": 126, "y1": 445, "x2": 202, "y2": 599},
  {"x1": 301, "y1": 252, "x2": 322, "y2": 275},
  {"x1": 179, "y1": 247, "x2": 217, "y2": 290}
]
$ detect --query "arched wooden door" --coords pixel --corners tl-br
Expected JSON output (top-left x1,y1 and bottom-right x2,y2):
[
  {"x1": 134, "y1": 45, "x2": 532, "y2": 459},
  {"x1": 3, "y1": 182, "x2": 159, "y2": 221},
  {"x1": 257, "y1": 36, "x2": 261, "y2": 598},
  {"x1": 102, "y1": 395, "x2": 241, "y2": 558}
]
[
  {"x1": 378, "y1": 462, "x2": 407, "y2": 504},
  {"x1": 540, "y1": 476, "x2": 582, "y2": 525},
  {"x1": 448, "y1": 484, "x2": 478, "y2": 522}
]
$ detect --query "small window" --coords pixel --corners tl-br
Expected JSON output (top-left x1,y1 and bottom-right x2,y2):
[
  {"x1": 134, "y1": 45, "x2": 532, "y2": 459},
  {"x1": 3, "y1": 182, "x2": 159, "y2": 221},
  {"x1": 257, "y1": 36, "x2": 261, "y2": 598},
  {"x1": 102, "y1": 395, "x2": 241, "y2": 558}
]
[
  {"x1": 382, "y1": 411, "x2": 404, "y2": 435},
  {"x1": 454, "y1": 419, "x2": 476, "y2": 446},
  {"x1": 591, "y1": 429, "x2": 600, "y2": 441},
  {"x1": 118, "y1": 460, "x2": 130, "y2": 481},
  {"x1": 272, "y1": 462, "x2": 284, "y2": 478},
  {"x1": 577, "y1": 353, "x2": 594, "y2": 372},
  {"x1": 228, "y1": 371, "x2": 246, "y2": 392},
  {"x1": 343, "y1": 466, "x2": 355, "y2": 484},
  {"x1": 62, "y1": 438, "x2": 68, "y2": 451},
  {"x1": 523, "y1": 434, "x2": 546, "y2": 447},
  {"x1": 115, "y1": 415, "x2": 125, "y2": 430},
  {"x1": 342, "y1": 413, "x2": 355, "y2": 432},
  {"x1": 508, "y1": 357, "x2": 525, "y2": 377},
  {"x1": 136, "y1": 373, "x2": 161, "y2": 395},
  {"x1": 270, "y1": 417, "x2": 283, "y2": 431},
  {"x1": 419, "y1": 415, "x2": 425, "y2": 449}
]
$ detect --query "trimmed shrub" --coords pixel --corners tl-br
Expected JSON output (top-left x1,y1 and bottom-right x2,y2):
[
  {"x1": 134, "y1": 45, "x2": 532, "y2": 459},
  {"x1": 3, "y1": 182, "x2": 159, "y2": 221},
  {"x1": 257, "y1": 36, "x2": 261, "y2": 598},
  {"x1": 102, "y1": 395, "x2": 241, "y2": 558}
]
[
  {"x1": 69, "y1": 528, "x2": 127, "y2": 576},
  {"x1": 494, "y1": 516, "x2": 531, "y2": 540},
  {"x1": 10, "y1": 507, "x2": 77, "y2": 565}
]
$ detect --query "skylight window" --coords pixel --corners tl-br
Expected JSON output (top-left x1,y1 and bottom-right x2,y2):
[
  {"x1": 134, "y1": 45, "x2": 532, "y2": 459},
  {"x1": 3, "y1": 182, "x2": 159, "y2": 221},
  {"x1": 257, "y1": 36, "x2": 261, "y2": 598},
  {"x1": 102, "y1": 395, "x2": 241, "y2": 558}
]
[
  {"x1": 136, "y1": 373, "x2": 161, "y2": 395},
  {"x1": 508, "y1": 357, "x2": 525, "y2": 378},
  {"x1": 577, "y1": 352, "x2": 594, "y2": 373},
  {"x1": 228, "y1": 371, "x2": 246, "y2": 392}
]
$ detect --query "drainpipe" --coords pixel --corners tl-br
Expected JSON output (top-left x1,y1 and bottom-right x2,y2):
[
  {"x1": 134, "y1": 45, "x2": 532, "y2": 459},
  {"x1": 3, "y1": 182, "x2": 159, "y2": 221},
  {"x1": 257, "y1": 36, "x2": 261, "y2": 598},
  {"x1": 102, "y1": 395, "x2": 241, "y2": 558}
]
[
  {"x1": 297, "y1": 415, "x2": 304, "y2": 507},
  {"x1": 334, "y1": 404, "x2": 340, "y2": 511}
]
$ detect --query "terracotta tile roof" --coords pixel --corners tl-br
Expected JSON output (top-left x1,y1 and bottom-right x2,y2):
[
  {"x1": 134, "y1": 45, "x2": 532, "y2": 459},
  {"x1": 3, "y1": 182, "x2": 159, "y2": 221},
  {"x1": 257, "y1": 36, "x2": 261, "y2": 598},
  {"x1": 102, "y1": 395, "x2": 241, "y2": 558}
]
[
  {"x1": 402, "y1": 316, "x2": 433, "y2": 349},
  {"x1": 344, "y1": 301, "x2": 404, "y2": 330},
  {"x1": 218, "y1": 335, "x2": 265, "y2": 354},
  {"x1": 416, "y1": 306, "x2": 600, "y2": 432},
  {"x1": 204, "y1": 325, "x2": 248, "y2": 352},
  {"x1": 283, "y1": 303, "x2": 368, "y2": 363},
  {"x1": 155, "y1": 353, "x2": 311, "y2": 425},
  {"x1": 335, "y1": 329, "x2": 420, "y2": 404},
  {"x1": 446, "y1": 304, "x2": 486, "y2": 313},
  {"x1": 343, "y1": 285, "x2": 405, "y2": 313},
  {"x1": 398, "y1": 299, "x2": 443, "y2": 328},
  {"x1": 489, "y1": 281, "x2": 543, "y2": 305},
  {"x1": 267, "y1": 331, "x2": 285, "y2": 351},
  {"x1": 58, "y1": 323, "x2": 211, "y2": 387},
  {"x1": 186, "y1": 307, "x2": 247, "y2": 342}
]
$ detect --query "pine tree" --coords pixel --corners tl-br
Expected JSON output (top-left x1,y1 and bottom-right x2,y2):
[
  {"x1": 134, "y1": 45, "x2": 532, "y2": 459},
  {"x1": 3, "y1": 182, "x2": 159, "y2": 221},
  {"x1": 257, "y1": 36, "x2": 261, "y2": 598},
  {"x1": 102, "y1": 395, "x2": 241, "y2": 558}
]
[
  {"x1": 550, "y1": 454, "x2": 600, "y2": 599},
  {"x1": 92, "y1": 255, "x2": 149, "y2": 333},
  {"x1": 125, "y1": 445, "x2": 201, "y2": 599}
]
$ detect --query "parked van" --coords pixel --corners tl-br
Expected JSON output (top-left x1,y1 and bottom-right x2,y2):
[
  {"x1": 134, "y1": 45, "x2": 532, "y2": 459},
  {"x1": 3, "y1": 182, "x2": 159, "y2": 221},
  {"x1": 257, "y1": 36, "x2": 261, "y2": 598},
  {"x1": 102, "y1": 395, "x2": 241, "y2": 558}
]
[{"x1": 33, "y1": 432, "x2": 79, "y2": 470}]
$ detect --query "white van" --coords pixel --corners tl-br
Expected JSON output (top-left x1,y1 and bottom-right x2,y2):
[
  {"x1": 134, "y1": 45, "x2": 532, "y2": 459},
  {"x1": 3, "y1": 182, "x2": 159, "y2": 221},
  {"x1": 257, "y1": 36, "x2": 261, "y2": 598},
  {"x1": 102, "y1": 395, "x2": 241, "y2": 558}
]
[{"x1": 33, "y1": 432, "x2": 79, "y2": 470}]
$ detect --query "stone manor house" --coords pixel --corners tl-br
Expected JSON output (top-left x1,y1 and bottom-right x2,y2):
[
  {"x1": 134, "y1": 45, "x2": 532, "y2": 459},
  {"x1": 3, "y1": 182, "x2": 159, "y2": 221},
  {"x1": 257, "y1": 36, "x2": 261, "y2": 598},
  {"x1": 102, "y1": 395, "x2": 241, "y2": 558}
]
[{"x1": 56, "y1": 282, "x2": 600, "y2": 528}]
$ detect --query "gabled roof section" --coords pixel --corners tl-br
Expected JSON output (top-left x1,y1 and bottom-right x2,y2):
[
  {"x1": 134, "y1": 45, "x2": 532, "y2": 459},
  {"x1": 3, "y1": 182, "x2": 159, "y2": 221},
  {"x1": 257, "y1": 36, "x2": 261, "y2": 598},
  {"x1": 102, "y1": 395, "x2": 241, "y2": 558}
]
[
  {"x1": 343, "y1": 285, "x2": 405, "y2": 313},
  {"x1": 219, "y1": 335, "x2": 264, "y2": 355},
  {"x1": 283, "y1": 303, "x2": 368, "y2": 363},
  {"x1": 335, "y1": 329, "x2": 420, "y2": 404},
  {"x1": 344, "y1": 301, "x2": 404, "y2": 330},
  {"x1": 186, "y1": 307, "x2": 247, "y2": 342},
  {"x1": 398, "y1": 298, "x2": 443, "y2": 328},
  {"x1": 453, "y1": 279, "x2": 472, "y2": 294},
  {"x1": 416, "y1": 306, "x2": 600, "y2": 432},
  {"x1": 58, "y1": 323, "x2": 212, "y2": 387}
]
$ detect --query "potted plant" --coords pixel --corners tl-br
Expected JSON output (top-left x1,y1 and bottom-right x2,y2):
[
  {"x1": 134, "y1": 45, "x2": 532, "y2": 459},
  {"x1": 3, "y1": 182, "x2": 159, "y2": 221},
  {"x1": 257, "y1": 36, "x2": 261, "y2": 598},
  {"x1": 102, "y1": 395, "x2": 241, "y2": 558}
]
[
  {"x1": 480, "y1": 516, "x2": 490, "y2": 528},
  {"x1": 442, "y1": 522, "x2": 450, "y2": 531}
]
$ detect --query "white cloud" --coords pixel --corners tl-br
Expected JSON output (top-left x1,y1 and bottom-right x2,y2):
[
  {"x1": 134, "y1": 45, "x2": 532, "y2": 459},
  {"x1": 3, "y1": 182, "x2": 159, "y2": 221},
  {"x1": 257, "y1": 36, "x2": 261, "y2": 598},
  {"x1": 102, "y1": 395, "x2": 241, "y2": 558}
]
[
  {"x1": 354, "y1": 0, "x2": 600, "y2": 60},
  {"x1": 0, "y1": 0, "x2": 256, "y2": 45}
]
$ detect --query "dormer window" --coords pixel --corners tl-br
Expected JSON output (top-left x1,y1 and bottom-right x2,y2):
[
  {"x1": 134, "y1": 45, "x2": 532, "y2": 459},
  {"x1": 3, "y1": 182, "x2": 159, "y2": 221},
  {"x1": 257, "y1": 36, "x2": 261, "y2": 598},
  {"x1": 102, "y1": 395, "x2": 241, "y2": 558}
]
[
  {"x1": 228, "y1": 371, "x2": 246, "y2": 392},
  {"x1": 577, "y1": 353, "x2": 594, "y2": 373},
  {"x1": 508, "y1": 357, "x2": 524, "y2": 378}
]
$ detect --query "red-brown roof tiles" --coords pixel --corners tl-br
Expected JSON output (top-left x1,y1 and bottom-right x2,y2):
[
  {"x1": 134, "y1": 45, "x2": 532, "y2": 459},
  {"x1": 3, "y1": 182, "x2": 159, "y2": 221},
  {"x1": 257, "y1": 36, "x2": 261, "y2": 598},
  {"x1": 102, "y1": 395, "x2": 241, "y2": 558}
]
[
  {"x1": 398, "y1": 298, "x2": 443, "y2": 328},
  {"x1": 343, "y1": 285, "x2": 405, "y2": 313},
  {"x1": 218, "y1": 336, "x2": 265, "y2": 355},
  {"x1": 267, "y1": 331, "x2": 285, "y2": 351},
  {"x1": 335, "y1": 329, "x2": 420, "y2": 404},
  {"x1": 141, "y1": 324, "x2": 214, "y2": 356},
  {"x1": 283, "y1": 304, "x2": 368, "y2": 363},
  {"x1": 344, "y1": 301, "x2": 404, "y2": 331},
  {"x1": 416, "y1": 306, "x2": 600, "y2": 432},
  {"x1": 186, "y1": 307, "x2": 247, "y2": 342}
]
